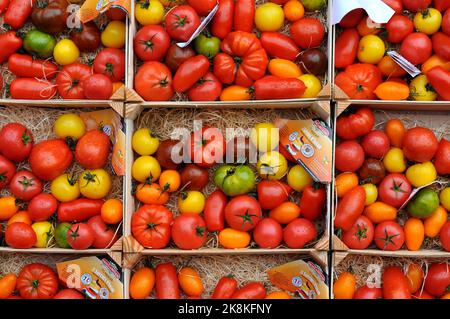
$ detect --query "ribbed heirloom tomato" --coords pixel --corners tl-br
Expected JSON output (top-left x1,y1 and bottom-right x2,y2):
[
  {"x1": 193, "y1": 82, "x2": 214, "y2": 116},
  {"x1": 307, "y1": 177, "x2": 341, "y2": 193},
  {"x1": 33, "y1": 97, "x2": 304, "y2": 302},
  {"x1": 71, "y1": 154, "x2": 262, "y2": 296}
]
[
  {"x1": 131, "y1": 205, "x2": 173, "y2": 249},
  {"x1": 17, "y1": 263, "x2": 58, "y2": 299},
  {"x1": 56, "y1": 63, "x2": 92, "y2": 99}
]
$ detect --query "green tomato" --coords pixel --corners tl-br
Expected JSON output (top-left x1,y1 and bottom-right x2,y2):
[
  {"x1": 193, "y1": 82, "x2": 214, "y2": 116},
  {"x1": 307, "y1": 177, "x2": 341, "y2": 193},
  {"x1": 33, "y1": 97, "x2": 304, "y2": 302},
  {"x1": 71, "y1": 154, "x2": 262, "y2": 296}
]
[
  {"x1": 23, "y1": 29, "x2": 56, "y2": 58},
  {"x1": 55, "y1": 222, "x2": 72, "y2": 248},
  {"x1": 194, "y1": 34, "x2": 221, "y2": 58},
  {"x1": 300, "y1": 0, "x2": 326, "y2": 11},
  {"x1": 407, "y1": 188, "x2": 439, "y2": 219},
  {"x1": 214, "y1": 165, "x2": 255, "y2": 196}
]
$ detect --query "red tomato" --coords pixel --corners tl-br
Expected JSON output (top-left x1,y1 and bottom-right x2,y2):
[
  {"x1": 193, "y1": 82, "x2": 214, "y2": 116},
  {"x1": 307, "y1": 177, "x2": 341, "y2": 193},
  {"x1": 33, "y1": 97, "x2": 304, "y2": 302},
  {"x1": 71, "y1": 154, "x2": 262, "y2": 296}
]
[
  {"x1": 187, "y1": 0, "x2": 216, "y2": 16},
  {"x1": 338, "y1": 8, "x2": 364, "y2": 28},
  {"x1": 253, "y1": 76, "x2": 306, "y2": 100},
  {"x1": 211, "y1": 0, "x2": 234, "y2": 40},
  {"x1": 424, "y1": 263, "x2": 450, "y2": 297},
  {"x1": 341, "y1": 215, "x2": 374, "y2": 249},
  {"x1": 434, "y1": 138, "x2": 450, "y2": 175},
  {"x1": 93, "y1": 48, "x2": 125, "y2": 82},
  {"x1": 336, "y1": 108, "x2": 375, "y2": 140},
  {"x1": 204, "y1": 190, "x2": 227, "y2": 232},
  {"x1": 440, "y1": 221, "x2": 450, "y2": 252},
  {"x1": 155, "y1": 263, "x2": 180, "y2": 299},
  {"x1": 386, "y1": 15, "x2": 414, "y2": 44},
  {"x1": 435, "y1": 0, "x2": 450, "y2": 12},
  {"x1": 443, "y1": 9, "x2": 450, "y2": 35},
  {"x1": 17, "y1": 263, "x2": 58, "y2": 299},
  {"x1": 8, "y1": 53, "x2": 58, "y2": 79},
  {"x1": 173, "y1": 55, "x2": 210, "y2": 93},
  {"x1": 382, "y1": 266, "x2": 411, "y2": 299},
  {"x1": 171, "y1": 214, "x2": 208, "y2": 249},
  {"x1": 87, "y1": 215, "x2": 118, "y2": 249},
  {"x1": 10, "y1": 78, "x2": 56, "y2": 100},
  {"x1": 82, "y1": 74, "x2": 113, "y2": 100},
  {"x1": 134, "y1": 25, "x2": 170, "y2": 62},
  {"x1": 427, "y1": 66, "x2": 450, "y2": 101},
  {"x1": 0, "y1": 31, "x2": 23, "y2": 64},
  {"x1": 0, "y1": 155, "x2": 16, "y2": 189},
  {"x1": 75, "y1": 129, "x2": 110, "y2": 169},
  {"x1": 224, "y1": 195, "x2": 262, "y2": 231},
  {"x1": 253, "y1": 218, "x2": 283, "y2": 249},
  {"x1": 56, "y1": 62, "x2": 92, "y2": 99},
  {"x1": 164, "y1": 44, "x2": 196, "y2": 72},
  {"x1": 57, "y1": 198, "x2": 103, "y2": 223},
  {"x1": 335, "y1": 64, "x2": 383, "y2": 100},
  {"x1": 28, "y1": 193, "x2": 58, "y2": 222},
  {"x1": 432, "y1": 32, "x2": 450, "y2": 61},
  {"x1": 187, "y1": 72, "x2": 222, "y2": 101},
  {"x1": 402, "y1": 127, "x2": 438, "y2": 162},
  {"x1": 231, "y1": 282, "x2": 266, "y2": 299},
  {"x1": 67, "y1": 223, "x2": 95, "y2": 250},
  {"x1": 234, "y1": 0, "x2": 255, "y2": 32},
  {"x1": 188, "y1": 126, "x2": 225, "y2": 168},
  {"x1": 131, "y1": 204, "x2": 173, "y2": 249},
  {"x1": 378, "y1": 174, "x2": 412, "y2": 208},
  {"x1": 10, "y1": 170, "x2": 42, "y2": 201},
  {"x1": 382, "y1": 0, "x2": 403, "y2": 13},
  {"x1": 299, "y1": 184, "x2": 326, "y2": 221},
  {"x1": 165, "y1": 5, "x2": 200, "y2": 42},
  {"x1": 5, "y1": 222, "x2": 37, "y2": 248},
  {"x1": 135, "y1": 61, "x2": 174, "y2": 101},
  {"x1": 260, "y1": 32, "x2": 300, "y2": 61},
  {"x1": 29, "y1": 139, "x2": 73, "y2": 181},
  {"x1": 290, "y1": 18, "x2": 325, "y2": 49},
  {"x1": 353, "y1": 285, "x2": 383, "y2": 299},
  {"x1": 283, "y1": 218, "x2": 317, "y2": 248},
  {"x1": 212, "y1": 277, "x2": 238, "y2": 299},
  {"x1": 335, "y1": 140, "x2": 365, "y2": 172},
  {"x1": 403, "y1": 0, "x2": 431, "y2": 12},
  {"x1": 374, "y1": 221, "x2": 405, "y2": 251},
  {"x1": 334, "y1": 186, "x2": 366, "y2": 231},
  {"x1": 257, "y1": 180, "x2": 292, "y2": 210},
  {"x1": 3, "y1": 0, "x2": 33, "y2": 30},
  {"x1": 400, "y1": 33, "x2": 433, "y2": 65},
  {"x1": 335, "y1": 28, "x2": 360, "y2": 69},
  {"x1": 361, "y1": 130, "x2": 390, "y2": 159},
  {"x1": 53, "y1": 289, "x2": 84, "y2": 299}
]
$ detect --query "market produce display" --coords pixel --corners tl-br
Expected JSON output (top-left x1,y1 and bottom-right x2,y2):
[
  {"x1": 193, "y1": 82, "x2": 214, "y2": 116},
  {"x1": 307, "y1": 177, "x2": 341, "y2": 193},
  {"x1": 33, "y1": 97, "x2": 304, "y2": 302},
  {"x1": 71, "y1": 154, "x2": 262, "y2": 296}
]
[
  {"x1": 0, "y1": 1, "x2": 126, "y2": 100},
  {"x1": 0, "y1": 106, "x2": 123, "y2": 250},
  {"x1": 132, "y1": 0, "x2": 328, "y2": 101},
  {"x1": 130, "y1": 109, "x2": 327, "y2": 250},
  {"x1": 334, "y1": 0, "x2": 450, "y2": 101},
  {"x1": 335, "y1": 107, "x2": 450, "y2": 252}
]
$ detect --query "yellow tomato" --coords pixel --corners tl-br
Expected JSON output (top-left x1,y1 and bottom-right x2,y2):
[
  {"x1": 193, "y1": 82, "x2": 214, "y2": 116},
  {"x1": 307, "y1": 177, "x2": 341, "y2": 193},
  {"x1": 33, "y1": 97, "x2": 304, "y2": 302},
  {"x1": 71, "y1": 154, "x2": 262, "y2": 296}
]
[
  {"x1": 250, "y1": 123, "x2": 279, "y2": 152},
  {"x1": 79, "y1": 169, "x2": 112, "y2": 199},
  {"x1": 362, "y1": 183, "x2": 378, "y2": 206},
  {"x1": 406, "y1": 161, "x2": 437, "y2": 188},
  {"x1": 178, "y1": 191, "x2": 205, "y2": 214},
  {"x1": 31, "y1": 221, "x2": 54, "y2": 248},
  {"x1": 299, "y1": 74, "x2": 322, "y2": 98},
  {"x1": 132, "y1": 128, "x2": 160, "y2": 156},
  {"x1": 268, "y1": 59, "x2": 302, "y2": 78},
  {"x1": 53, "y1": 39, "x2": 79, "y2": 65},
  {"x1": 287, "y1": 164, "x2": 313, "y2": 192},
  {"x1": 257, "y1": 151, "x2": 288, "y2": 180},
  {"x1": 357, "y1": 35, "x2": 385, "y2": 64},
  {"x1": 410, "y1": 75, "x2": 437, "y2": 101},
  {"x1": 132, "y1": 155, "x2": 161, "y2": 182},
  {"x1": 439, "y1": 187, "x2": 450, "y2": 211},
  {"x1": 414, "y1": 8, "x2": 442, "y2": 35},
  {"x1": 255, "y1": 3, "x2": 285, "y2": 32},
  {"x1": 383, "y1": 147, "x2": 406, "y2": 173},
  {"x1": 51, "y1": 174, "x2": 80, "y2": 202},
  {"x1": 135, "y1": 0, "x2": 165, "y2": 25},
  {"x1": 54, "y1": 113, "x2": 86, "y2": 140},
  {"x1": 101, "y1": 20, "x2": 126, "y2": 49}
]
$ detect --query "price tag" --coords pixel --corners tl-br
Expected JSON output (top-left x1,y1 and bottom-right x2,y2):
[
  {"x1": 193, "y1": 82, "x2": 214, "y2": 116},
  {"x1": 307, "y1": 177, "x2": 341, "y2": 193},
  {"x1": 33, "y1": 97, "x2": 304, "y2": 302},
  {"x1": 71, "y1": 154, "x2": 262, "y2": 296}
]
[
  {"x1": 387, "y1": 51, "x2": 422, "y2": 78},
  {"x1": 332, "y1": 0, "x2": 395, "y2": 25}
]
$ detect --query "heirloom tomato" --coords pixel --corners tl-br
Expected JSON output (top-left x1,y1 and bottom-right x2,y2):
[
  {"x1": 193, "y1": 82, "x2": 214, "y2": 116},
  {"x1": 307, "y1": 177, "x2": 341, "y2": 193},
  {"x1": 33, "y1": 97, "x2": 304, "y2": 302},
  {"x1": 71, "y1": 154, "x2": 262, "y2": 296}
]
[
  {"x1": 178, "y1": 191, "x2": 205, "y2": 215},
  {"x1": 414, "y1": 8, "x2": 442, "y2": 35},
  {"x1": 335, "y1": 64, "x2": 382, "y2": 100},
  {"x1": 56, "y1": 62, "x2": 92, "y2": 99},
  {"x1": 50, "y1": 174, "x2": 79, "y2": 202},
  {"x1": 31, "y1": 221, "x2": 54, "y2": 248},
  {"x1": 101, "y1": 20, "x2": 126, "y2": 49},
  {"x1": 255, "y1": 3, "x2": 284, "y2": 32},
  {"x1": 54, "y1": 113, "x2": 86, "y2": 141},
  {"x1": 53, "y1": 39, "x2": 79, "y2": 66},
  {"x1": 383, "y1": 148, "x2": 406, "y2": 173},
  {"x1": 70, "y1": 22, "x2": 101, "y2": 53},
  {"x1": 17, "y1": 264, "x2": 58, "y2": 299},
  {"x1": 407, "y1": 188, "x2": 439, "y2": 219},
  {"x1": 165, "y1": 44, "x2": 196, "y2": 71},
  {"x1": 180, "y1": 164, "x2": 209, "y2": 191},
  {"x1": 131, "y1": 205, "x2": 173, "y2": 248}
]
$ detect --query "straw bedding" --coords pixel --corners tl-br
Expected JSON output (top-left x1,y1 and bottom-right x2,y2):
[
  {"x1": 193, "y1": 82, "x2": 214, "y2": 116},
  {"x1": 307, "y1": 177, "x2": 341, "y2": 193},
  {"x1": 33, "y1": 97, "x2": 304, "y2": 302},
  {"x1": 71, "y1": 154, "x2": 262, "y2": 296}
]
[{"x1": 0, "y1": 252, "x2": 80, "y2": 275}]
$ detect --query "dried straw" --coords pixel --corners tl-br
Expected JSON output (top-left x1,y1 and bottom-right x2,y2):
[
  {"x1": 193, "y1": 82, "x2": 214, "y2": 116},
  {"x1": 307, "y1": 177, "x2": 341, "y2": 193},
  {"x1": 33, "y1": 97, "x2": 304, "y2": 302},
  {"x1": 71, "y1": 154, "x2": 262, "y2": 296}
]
[{"x1": 0, "y1": 252, "x2": 80, "y2": 275}]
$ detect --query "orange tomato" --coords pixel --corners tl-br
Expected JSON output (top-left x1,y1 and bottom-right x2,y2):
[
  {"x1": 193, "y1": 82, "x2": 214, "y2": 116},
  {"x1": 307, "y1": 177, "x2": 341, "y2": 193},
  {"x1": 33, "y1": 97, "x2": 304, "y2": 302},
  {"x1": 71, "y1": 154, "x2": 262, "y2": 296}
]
[
  {"x1": 135, "y1": 183, "x2": 169, "y2": 205},
  {"x1": 357, "y1": 16, "x2": 382, "y2": 36},
  {"x1": 112, "y1": 82, "x2": 124, "y2": 95},
  {"x1": 159, "y1": 170, "x2": 181, "y2": 193},
  {"x1": 421, "y1": 55, "x2": 450, "y2": 74},
  {"x1": 406, "y1": 263, "x2": 424, "y2": 294},
  {"x1": 424, "y1": 206, "x2": 447, "y2": 238},
  {"x1": 335, "y1": 172, "x2": 359, "y2": 198},
  {"x1": 0, "y1": 273, "x2": 17, "y2": 299},
  {"x1": 374, "y1": 82, "x2": 410, "y2": 100},
  {"x1": 101, "y1": 199, "x2": 123, "y2": 225},
  {"x1": 377, "y1": 56, "x2": 407, "y2": 78},
  {"x1": 129, "y1": 267, "x2": 155, "y2": 299},
  {"x1": 7, "y1": 211, "x2": 32, "y2": 226},
  {"x1": 364, "y1": 201, "x2": 397, "y2": 223},
  {"x1": 441, "y1": 292, "x2": 450, "y2": 299},
  {"x1": 178, "y1": 267, "x2": 204, "y2": 297},
  {"x1": 268, "y1": 59, "x2": 302, "y2": 78},
  {"x1": 384, "y1": 119, "x2": 405, "y2": 147},
  {"x1": 220, "y1": 86, "x2": 252, "y2": 101},
  {"x1": 269, "y1": 202, "x2": 301, "y2": 224},
  {"x1": 0, "y1": 196, "x2": 19, "y2": 221},
  {"x1": 218, "y1": 228, "x2": 251, "y2": 249},
  {"x1": 283, "y1": 0, "x2": 304, "y2": 22},
  {"x1": 333, "y1": 272, "x2": 356, "y2": 299},
  {"x1": 404, "y1": 218, "x2": 424, "y2": 251},
  {"x1": 266, "y1": 291, "x2": 292, "y2": 299}
]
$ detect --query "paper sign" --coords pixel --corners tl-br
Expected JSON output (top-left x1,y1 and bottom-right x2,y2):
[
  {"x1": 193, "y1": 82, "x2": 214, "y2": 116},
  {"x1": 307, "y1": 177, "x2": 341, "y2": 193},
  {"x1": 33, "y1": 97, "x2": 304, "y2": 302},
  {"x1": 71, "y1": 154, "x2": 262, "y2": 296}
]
[
  {"x1": 399, "y1": 180, "x2": 448, "y2": 211},
  {"x1": 79, "y1": 0, "x2": 130, "y2": 23},
  {"x1": 387, "y1": 51, "x2": 422, "y2": 78},
  {"x1": 332, "y1": 0, "x2": 395, "y2": 25}
]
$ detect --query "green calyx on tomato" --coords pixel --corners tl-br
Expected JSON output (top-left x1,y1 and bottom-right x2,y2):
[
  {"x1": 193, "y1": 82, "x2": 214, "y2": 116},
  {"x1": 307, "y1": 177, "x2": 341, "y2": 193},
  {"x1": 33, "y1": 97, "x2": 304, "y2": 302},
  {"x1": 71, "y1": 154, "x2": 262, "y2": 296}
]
[
  {"x1": 213, "y1": 164, "x2": 255, "y2": 196},
  {"x1": 194, "y1": 33, "x2": 221, "y2": 58},
  {"x1": 23, "y1": 29, "x2": 56, "y2": 58},
  {"x1": 55, "y1": 222, "x2": 71, "y2": 248},
  {"x1": 407, "y1": 188, "x2": 439, "y2": 218}
]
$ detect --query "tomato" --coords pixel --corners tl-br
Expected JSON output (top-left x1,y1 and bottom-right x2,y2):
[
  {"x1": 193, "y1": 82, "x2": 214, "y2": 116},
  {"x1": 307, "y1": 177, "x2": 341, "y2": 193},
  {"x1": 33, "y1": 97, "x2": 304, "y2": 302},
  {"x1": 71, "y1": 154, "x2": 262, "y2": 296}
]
[
  {"x1": 93, "y1": 48, "x2": 125, "y2": 82},
  {"x1": 135, "y1": 0, "x2": 164, "y2": 25},
  {"x1": 135, "y1": 62, "x2": 174, "y2": 101},
  {"x1": 440, "y1": 221, "x2": 450, "y2": 251},
  {"x1": 361, "y1": 130, "x2": 389, "y2": 159},
  {"x1": 87, "y1": 215, "x2": 117, "y2": 249},
  {"x1": 353, "y1": 285, "x2": 382, "y2": 299},
  {"x1": 57, "y1": 198, "x2": 103, "y2": 222},
  {"x1": 173, "y1": 55, "x2": 210, "y2": 93},
  {"x1": 413, "y1": 290, "x2": 434, "y2": 299},
  {"x1": 179, "y1": 267, "x2": 204, "y2": 297},
  {"x1": 178, "y1": 191, "x2": 205, "y2": 214},
  {"x1": 0, "y1": 155, "x2": 15, "y2": 190},
  {"x1": 165, "y1": 5, "x2": 200, "y2": 42},
  {"x1": 284, "y1": 0, "x2": 304, "y2": 22},
  {"x1": 9, "y1": 170, "x2": 42, "y2": 201},
  {"x1": 100, "y1": 199, "x2": 122, "y2": 225},
  {"x1": 70, "y1": 22, "x2": 101, "y2": 53},
  {"x1": 218, "y1": 228, "x2": 251, "y2": 248},
  {"x1": 232, "y1": 282, "x2": 266, "y2": 299},
  {"x1": 83, "y1": 74, "x2": 113, "y2": 100},
  {"x1": 131, "y1": 205, "x2": 173, "y2": 248},
  {"x1": 53, "y1": 39, "x2": 79, "y2": 66},
  {"x1": 156, "y1": 139, "x2": 183, "y2": 170},
  {"x1": 75, "y1": 129, "x2": 110, "y2": 170},
  {"x1": 374, "y1": 221, "x2": 405, "y2": 251},
  {"x1": 290, "y1": 17, "x2": 325, "y2": 49},
  {"x1": 406, "y1": 263, "x2": 424, "y2": 294},
  {"x1": 130, "y1": 267, "x2": 155, "y2": 299},
  {"x1": 220, "y1": 86, "x2": 252, "y2": 101},
  {"x1": 5, "y1": 222, "x2": 36, "y2": 248},
  {"x1": 17, "y1": 263, "x2": 58, "y2": 299},
  {"x1": 410, "y1": 74, "x2": 437, "y2": 101},
  {"x1": 440, "y1": 187, "x2": 450, "y2": 210},
  {"x1": 212, "y1": 277, "x2": 238, "y2": 299},
  {"x1": 402, "y1": 127, "x2": 438, "y2": 162},
  {"x1": 382, "y1": 266, "x2": 411, "y2": 299},
  {"x1": 335, "y1": 64, "x2": 382, "y2": 99},
  {"x1": 54, "y1": 222, "x2": 70, "y2": 248},
  {"x1": 180, "y1": 164, "x2": 208, "y2": 191},
  {"x1": 257, "y1": 151, "x2": 288, "y2": 180},
  {"x1": 257, "y1": 180, "x2": 292, "y2": 210},
  {"x1": 286, "y1": 165, "x2": 312, "y2": 193},
  {"x1": 335, "y1": 172, "x2": 358, "y2": 198},
  {"x1": 50, "y1": 174, "x2": 79, "y2": 202},
  {"x1": 194, "y1": 34, "x2": 221, "y2": 59},
  {"x1": 335, "y1": 186, "x2": 366, "y2": 231},
  {"x1": 443, "y1": 9, "x2": 450, "y2": 35},
  {"x1": 7, "y1": 211, "x2": 32, "y2": 226},
  {"x1": 28, "y1": 193, "x2": 57, "y2": 222},
  {"x1": 4, "y1": 0, "x2": 33, "y2": 30},
  {"x1": 158, "y1": 170, "x2": 180, "y2": 194},
  {"x1": 403, "y1": 0, "x2": 431, "y2": 12},
  {"x1": 165, "y1": 44, "x2": 196, "y2": 72},
  {"x1": 250, "y1": 122, "x2": 278, "y2": 152},
  {"x1": 336, "y1": 108, "x2": 375, "y2": 140},
  {"x1": 268, "y1": 59, "x2": 302, "y2": 78},
  {"x1": 378, "y1": 174, "x2": 412, "y2": 208},
  {"x1": 364, "y1": 201, "x2": 397, "y2": 223},
  {"x1": 422, "y1": 55, "x2": 450, "y2": 74},
  {"x1": 0, "y1": 123, "x2": 33, "y2": 163},
  {"x1": 424, "y1": 206, "x2": 447, "y2": 238},
  {"x1": 79, "y1": 169, "x2": 112, "y2": 199},
  {"x1": 357, "y1": 35, "x2": 385, "y2": 64},
  {"x1": 8, "y1": 53, "x2": 57, "y2": 79},
  {"x1": 427, "y1": 65, "x2": 450, "y2": 101},
  {"x1": 341, "y1": 215, "x2": 374, "y2": 250},
  {"x1": 362, "y1": 183, "x2": 378, "y2": 205},
  {"x1": 414, "y1": 8, "x2": 442, "y2": 35},
  {"x1": 404, "y1": 218, "x2": 425, "y2": 251},
  {"x1": 253, "y1": 218, "x2": 283, "y2": 248},
  {"x1": 400, "y1": 33, "x2": 432, "y2": 65},
  {"x1": 232, "y1": 0, "x2": 255, "y2": 32},
  {"x1": 189, "y1": 127, "x2": 225, "y2": 168},
  {"x1": 406, "y1": 161, "x2": 437, "y2": 187},
  {"x1": 378, "y1": 56, "x2": 407, "y2": 78},
  {"x1": 54, "y1": 113, "x2": 86, "y2": 141},
  {"x1": 386, "y1": 15, "x2": 414, "y2": 44},
  {"x1": 383, "y1": 147, "x2": 406, "y2": 173},
  {"x1": 172, "y1": 213, "x2": 207, "y2": 249},
  {"x1": 424, "y1": 263, "x2": 450, "y2": 297},
  {"x1": 335, "y1": 140, "x2": 364, "y2": 173},
  {"x1": 53, "y1": 289, "x2": 84, "y2": 299},
  {"x1": 338, "y1": 9, "x2": 364, "y2": 28},
  {"x1": 254, "y1": 3, "x2": 284, "y2": 32},
  {"x1": 333, "y1": 272, "x2": 356, "y2": 299},
  {"x1": 134, "y1": 25, "x2": 170, "y2": 62},
  {"x1": 283, "y1": 218, "x2": 317, "y2": 248},
  {"x1": 383, "y1": 119, "x2": 404, "y2": 148},
  {"x1": 269, "y1": 202, "x2": 300, "y2": 225},
  {"x1": 10, "y1": 78, "x2": 56, "y2": 100},
  {"x1": 187, "y1": 0, "x2": 216, "y2": 16},
  {"x1": 56, "y1": 62, "x2": 92, "y2": 99},
  {"x1": 435, "y1": 0, "x2": 450, "y2": 11},
  {"x1": 254, "y1": 76, "x2": 306, "y2": 100},
  {"x1": 31, "y1": 221, "x2": 53, "y2": 248},
  {"x1": 204, "y1": 190, "x2": 226, "y2": 232},
  {"x1": 101, "y1": 20, "x2": 125, "y2": 49},
  {"x1": 357, "y1": 16, "x2": 382, "y2": 36},
  {"x1": 0, "y1": 274, "x2": 17, "y2": 299},
  {"x1": 374, "y1": 81, "x2": 410, "y2": 100},
  {"x1": 299, "y1": 74, "x2": 322, "y2": 98},
  {"x1": 155, "y1": 263, "x2": 180, "y2": 299},
  {"x1": 260, "y1": 32, "x2": 300, "y2": 61},
  {"x1": 67, "y1": 223, "x2": 94, "y2": 250},
  {"x1": 132, "y1": 155, "x2": 161, "y2": 183},
  {"x1": 299, "y1": 184, "x2": 326, "y2": 221},
  {"x1": 132, "y1": 128, "x2": 159, "y2": 156},
  {"x1": 224, "y1": 195, "x2": 261, "y2": 231},
  {"x1": 360, "y1": 159, "x2": 390, "y2": 184},
  {"x1": 211, "y1": 0, "x2": 234, "y2": 40},
  {"x1": 335, "y1": 28, "x2": 359, "y2": 69},
  {"x1": 187, "y1": 72, "x2": 222, "y2": 101},
  {"x1": 433, "y1": 31, "x2": 450, "y2": 60},
  {"x1": 382, "y1": 0, "x2": 403, "y2": 13}
]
